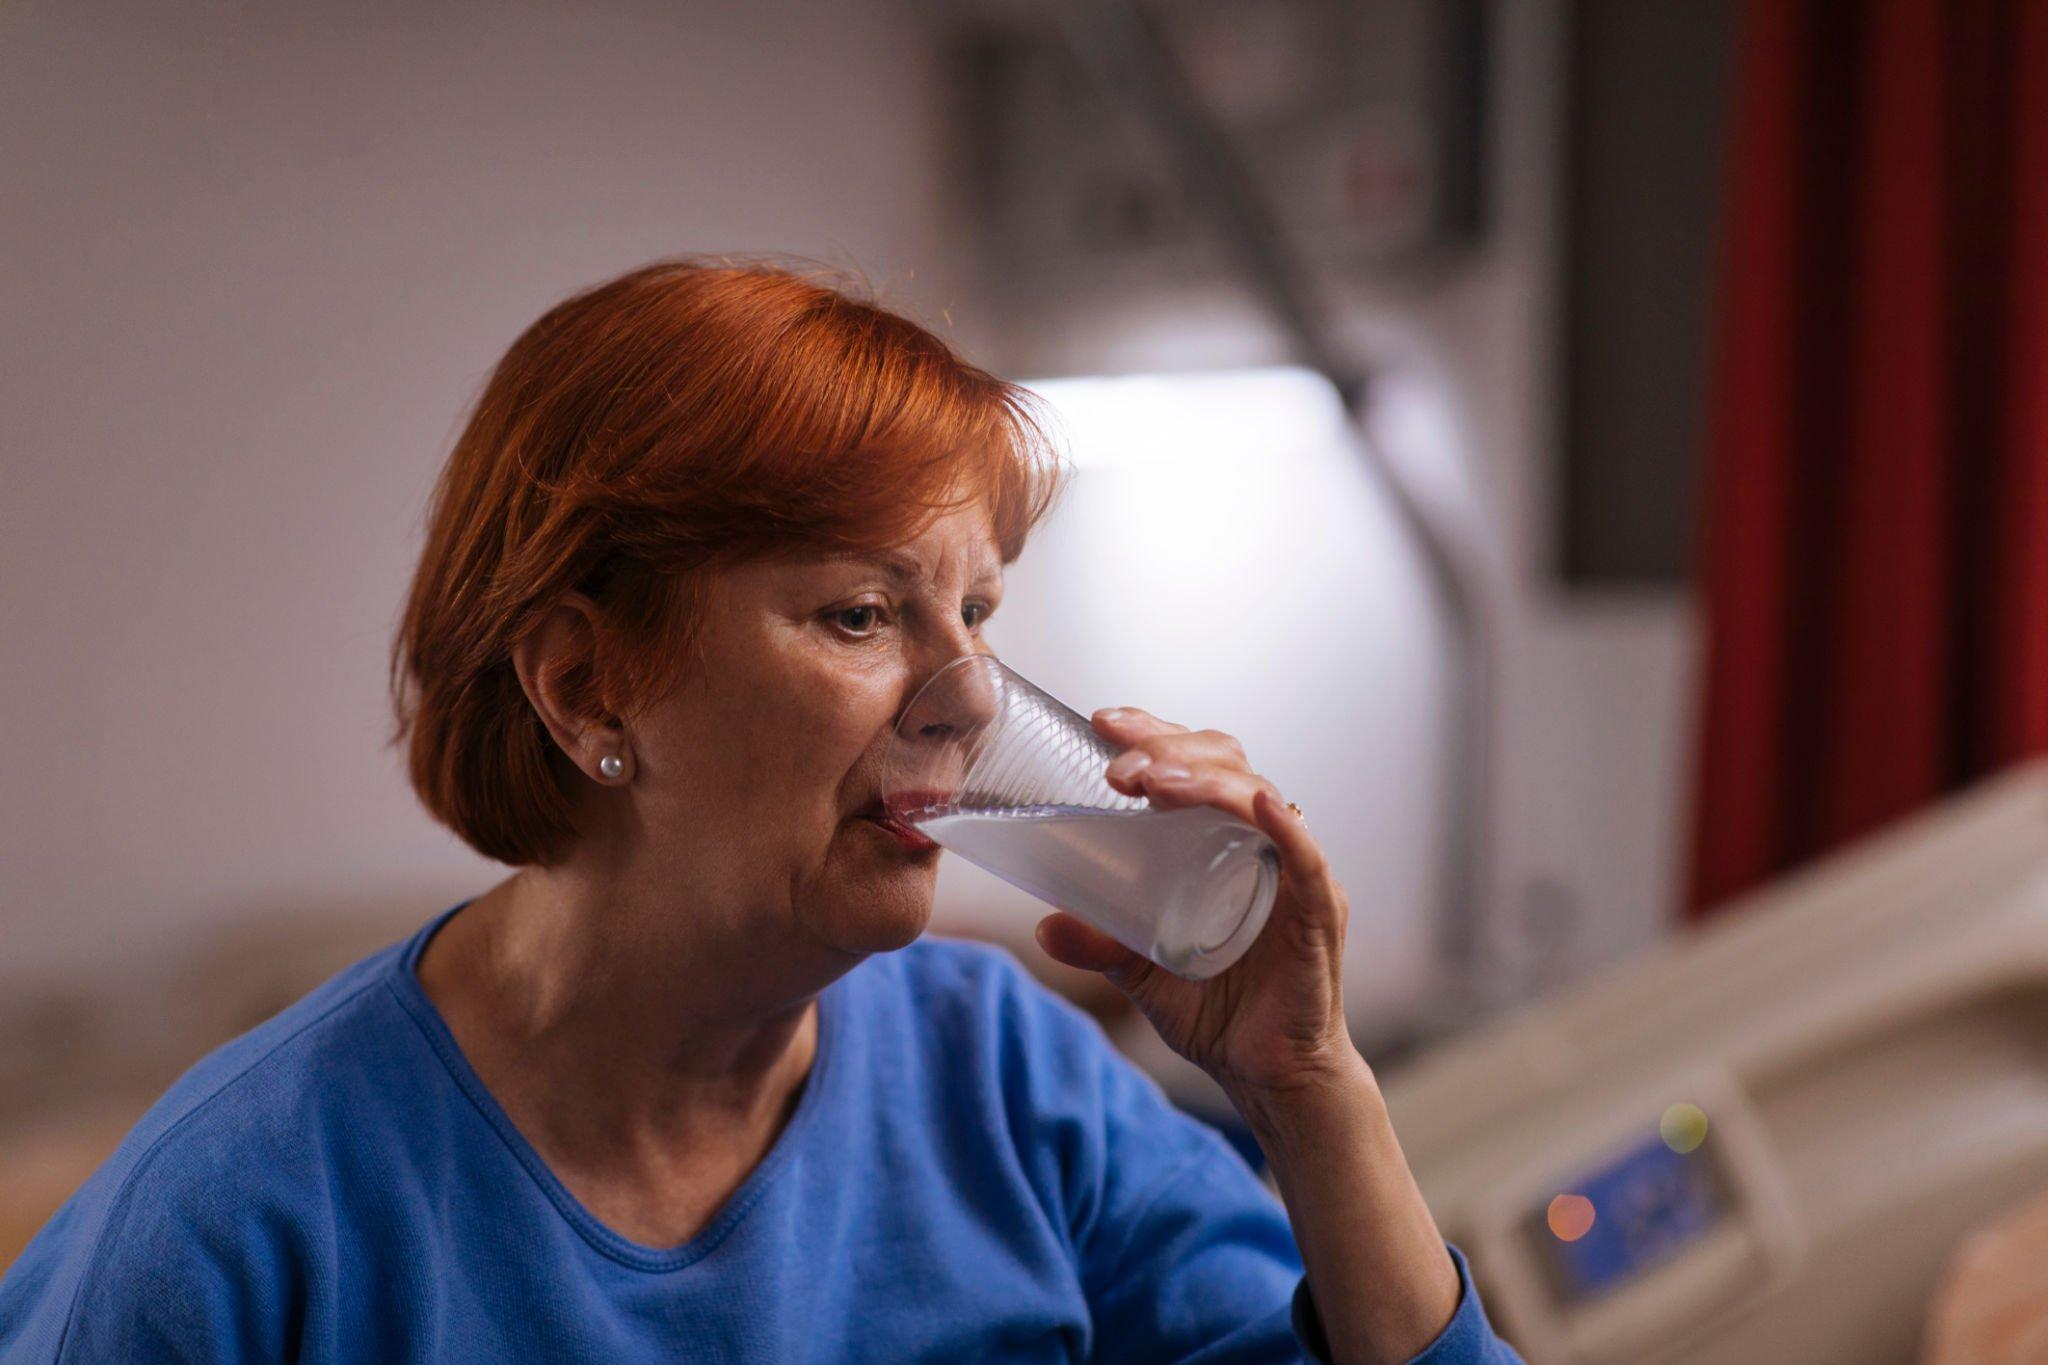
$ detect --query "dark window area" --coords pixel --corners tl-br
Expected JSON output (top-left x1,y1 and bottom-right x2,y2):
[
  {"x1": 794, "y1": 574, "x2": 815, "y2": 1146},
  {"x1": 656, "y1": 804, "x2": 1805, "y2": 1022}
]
[{"x1": 1559, "y1": 0, "x2": 1734, "y2": 587}]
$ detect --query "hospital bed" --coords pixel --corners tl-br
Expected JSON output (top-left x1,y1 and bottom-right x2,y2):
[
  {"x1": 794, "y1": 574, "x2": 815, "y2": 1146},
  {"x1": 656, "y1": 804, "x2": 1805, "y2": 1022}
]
[{"x1": 1378, "y1": 761, "x2": 2048, "y2": 1363}]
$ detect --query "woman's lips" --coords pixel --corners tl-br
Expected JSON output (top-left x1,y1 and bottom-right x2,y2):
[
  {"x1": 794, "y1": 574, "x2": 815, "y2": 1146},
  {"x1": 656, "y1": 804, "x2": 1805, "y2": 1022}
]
[
  {"x1": 855, "y1": 787, "x2": 952, "y2": 854},
  {"x1": 881, "y1": 788, "x2": 957, "y2": 823},
  {"x1": 861, "y1": 814, "x2": 940, "y2": 853}
]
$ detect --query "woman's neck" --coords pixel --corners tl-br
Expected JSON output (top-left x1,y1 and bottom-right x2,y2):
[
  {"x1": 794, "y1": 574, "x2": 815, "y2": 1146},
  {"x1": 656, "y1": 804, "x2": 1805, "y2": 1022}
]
[{"x1": 415, "y1": 869, "x2": 830, "y2": 1240}]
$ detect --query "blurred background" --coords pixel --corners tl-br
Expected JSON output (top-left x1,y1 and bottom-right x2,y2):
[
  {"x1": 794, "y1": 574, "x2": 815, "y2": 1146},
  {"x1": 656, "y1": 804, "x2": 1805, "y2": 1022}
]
[{"x1": 6, "y1": 0, "x2": 2048, "y2": 1360}]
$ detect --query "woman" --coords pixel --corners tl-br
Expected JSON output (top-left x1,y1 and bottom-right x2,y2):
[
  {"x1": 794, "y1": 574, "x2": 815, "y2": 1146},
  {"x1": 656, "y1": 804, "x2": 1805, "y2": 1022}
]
[{"x1": 0, "y1": 261, "x2": 1520, "y2": 1363}]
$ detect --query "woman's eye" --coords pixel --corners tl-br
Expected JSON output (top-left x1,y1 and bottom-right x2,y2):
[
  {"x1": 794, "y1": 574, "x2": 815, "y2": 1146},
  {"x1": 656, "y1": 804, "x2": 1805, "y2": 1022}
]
[
  {"x1": 832, "y1": 601, "x2": 990, "y2": 639},
  {"x1": 833, "y1": 605, "x2": 884, "y2": 636}
]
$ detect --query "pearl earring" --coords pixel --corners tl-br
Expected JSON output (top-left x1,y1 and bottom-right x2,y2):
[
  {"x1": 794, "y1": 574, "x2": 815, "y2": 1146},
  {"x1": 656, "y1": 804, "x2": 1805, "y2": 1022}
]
[{"x1": 599, "y1": 754, "x2": 625, "y2": 780}]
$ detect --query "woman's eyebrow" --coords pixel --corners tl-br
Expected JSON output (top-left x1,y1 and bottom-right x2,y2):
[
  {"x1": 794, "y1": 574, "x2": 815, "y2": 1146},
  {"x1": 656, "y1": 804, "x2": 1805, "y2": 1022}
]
[
  {"x1": 838, "y1": 551, "x2": 1003, "y2": 586},
  {"x1": 862, "y1": 551, "x2": 923, "y2": 584}
]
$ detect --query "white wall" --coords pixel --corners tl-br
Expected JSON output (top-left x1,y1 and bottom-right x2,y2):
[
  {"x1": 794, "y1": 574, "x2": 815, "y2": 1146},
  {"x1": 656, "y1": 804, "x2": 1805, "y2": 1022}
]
[
  {"x1": 963, "y1": 369, "x2": 1454, "y2": 1035},
  {"x1": 0, "y1": 0, "x2": 1698, "y2": 1032},
  {"x1": 957, "y1": 0, "x2": 1699, "y2": 1015},
  {"x1": 0, "y1": 0, "x2": 964, "y2": 979}
]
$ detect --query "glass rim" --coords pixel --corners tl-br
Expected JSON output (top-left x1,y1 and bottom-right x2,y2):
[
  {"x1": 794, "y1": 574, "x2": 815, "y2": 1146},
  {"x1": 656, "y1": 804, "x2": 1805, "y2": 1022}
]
[
  {"x1": 889, "y1": 650, "x2": 1005, "y2": 733},
  {"x1": 882, "y1": 652, "x2": 1010, "y2": 824}
]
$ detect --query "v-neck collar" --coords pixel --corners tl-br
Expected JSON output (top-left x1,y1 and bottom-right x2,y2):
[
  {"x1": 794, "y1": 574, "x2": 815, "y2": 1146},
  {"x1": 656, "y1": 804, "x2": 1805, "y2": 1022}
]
[{"x1": 383, "y1": 900, "x2": 846, "y2": 1273}]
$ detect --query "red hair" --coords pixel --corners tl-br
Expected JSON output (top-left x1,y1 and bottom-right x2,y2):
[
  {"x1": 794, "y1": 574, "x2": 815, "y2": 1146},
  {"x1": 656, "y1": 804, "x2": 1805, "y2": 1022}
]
[{"x1": 388, "y1": 258, "x2": 1066, "y2": 866}]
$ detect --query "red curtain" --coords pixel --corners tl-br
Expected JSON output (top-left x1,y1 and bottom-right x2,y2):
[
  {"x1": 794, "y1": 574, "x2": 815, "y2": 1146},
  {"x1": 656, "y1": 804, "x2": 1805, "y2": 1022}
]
[{"x1": 1688, "y1": 0, "x2": 2048, "y2": 917}]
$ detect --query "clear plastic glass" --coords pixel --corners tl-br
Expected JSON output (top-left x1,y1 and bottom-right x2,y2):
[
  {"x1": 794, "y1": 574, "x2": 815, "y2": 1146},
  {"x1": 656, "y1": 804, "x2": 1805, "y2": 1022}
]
[{"x1": 882, "y1": 653, "x2": 1279, "y2": 981}]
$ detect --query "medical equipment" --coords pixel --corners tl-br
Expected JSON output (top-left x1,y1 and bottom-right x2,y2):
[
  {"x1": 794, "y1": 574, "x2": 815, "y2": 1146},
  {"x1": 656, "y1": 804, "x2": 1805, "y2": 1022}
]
[{"x1": 1379, "y1": 760, "x2": 2048, "y2": 1363}]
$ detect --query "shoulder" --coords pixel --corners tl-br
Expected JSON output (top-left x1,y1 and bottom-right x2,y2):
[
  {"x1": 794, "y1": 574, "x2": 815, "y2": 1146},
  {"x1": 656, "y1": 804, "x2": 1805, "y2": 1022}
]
[
  {"x1": 881, "y1": 932, "x2": 1100, "y2": 1038},
  {"x1": 884, "y1": 930, "x2": 1032, "y2": 989},
  {"x1": 107, "y1": 933, "x2": 413, "y2": 1184},
  {"x1": 871, "y1": 932, "x2": 1236, "y2": 1183},
  {"x1": 874, "y1": 936, "x2": 1293, "y2": 1327},
  {"x1": 0, "y1": 927, "x2": 430, "y2": 1360},
  {"x1": 869, "y1": 934, "x2": 1122, "y2": 1089}
]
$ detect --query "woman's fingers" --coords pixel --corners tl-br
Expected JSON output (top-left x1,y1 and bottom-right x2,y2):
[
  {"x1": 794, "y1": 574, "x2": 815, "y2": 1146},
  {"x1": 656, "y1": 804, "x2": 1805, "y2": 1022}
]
[
  {"x1": 1253, "y1": 788, "x2": 1347, "y2": 943},
  {"x1": 1035, "y1": 911, "x2": 1149, "y2": 979},
  {"x1": 1106, "y1": 735, "x2": 1249, "y2": 793},
  {"x1": 1134, "y1": 761, "x2": 1281, "y2": 825},
  {"x1": 1251, "y1": 786, "x2": 1329, "y2": 883},
  {"x1": 1091, "y1": 707, "x2": 1190, "y2": 738},
  {"x1": 1095, "y1": 714, "x2": 1252, "y2": 796},
  {"x1": 1086, "y1": 708, "x2": 1343, "y2": 944}
]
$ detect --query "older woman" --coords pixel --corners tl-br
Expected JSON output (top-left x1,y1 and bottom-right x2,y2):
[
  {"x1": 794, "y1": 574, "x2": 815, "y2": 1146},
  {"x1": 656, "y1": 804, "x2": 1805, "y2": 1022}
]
[{"x1": 0, "y1": 262, "x2": 1519, "y2": 1363}]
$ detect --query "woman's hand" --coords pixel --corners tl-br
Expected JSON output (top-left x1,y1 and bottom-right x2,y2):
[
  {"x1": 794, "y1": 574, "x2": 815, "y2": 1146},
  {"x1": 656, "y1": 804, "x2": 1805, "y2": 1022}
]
[
  {"x1": 1039, "y1": 709, "x2": 1489, "y2": 1363},
  {"x1": 1033, "y1": 707, "x2": 1369, "y2": 1110},
  {"x1": 1040, "y1": 712, "x2": 1490, "y2": 1358}
]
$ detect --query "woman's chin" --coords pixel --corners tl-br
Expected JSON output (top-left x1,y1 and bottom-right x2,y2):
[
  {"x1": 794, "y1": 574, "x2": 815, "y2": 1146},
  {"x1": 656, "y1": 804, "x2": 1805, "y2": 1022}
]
[
  {"x1": 811, "y1": 823, "x2": 940, "y2": 953},
  {"x1": 819, "y1": 881, "x2": 934, "y2": 956}
]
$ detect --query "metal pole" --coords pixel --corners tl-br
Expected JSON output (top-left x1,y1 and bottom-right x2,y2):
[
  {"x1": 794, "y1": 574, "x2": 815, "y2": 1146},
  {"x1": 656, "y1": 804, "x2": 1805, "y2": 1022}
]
[{"x1": 1051, "y1": 0, "x2": 1505, "y2": 1043}]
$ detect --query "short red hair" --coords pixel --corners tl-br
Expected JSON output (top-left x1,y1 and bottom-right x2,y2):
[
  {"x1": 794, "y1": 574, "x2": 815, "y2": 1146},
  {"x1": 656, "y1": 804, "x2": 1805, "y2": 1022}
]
[{"x1": 388, "y1": 258, "x2": 1066, "y2": 866}]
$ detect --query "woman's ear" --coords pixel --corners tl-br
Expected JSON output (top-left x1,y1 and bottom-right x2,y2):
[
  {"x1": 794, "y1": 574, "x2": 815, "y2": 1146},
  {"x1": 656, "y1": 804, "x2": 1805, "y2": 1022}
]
[{"x1": 510, "y1": 591, "x2": 634, "y2": 786}]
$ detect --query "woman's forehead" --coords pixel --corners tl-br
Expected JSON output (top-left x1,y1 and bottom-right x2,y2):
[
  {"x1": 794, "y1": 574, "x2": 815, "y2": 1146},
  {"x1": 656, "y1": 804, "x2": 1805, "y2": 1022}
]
[
  {"x1": 827, "y1": 546, "x2": 1003, "y2": 584},
  {"x1": 735, "y1": 542, "x2": 1003, "y2": 596}
]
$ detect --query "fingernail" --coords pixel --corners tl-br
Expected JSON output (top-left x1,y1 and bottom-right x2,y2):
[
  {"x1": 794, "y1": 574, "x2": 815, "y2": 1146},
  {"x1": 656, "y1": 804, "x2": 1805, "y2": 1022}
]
[
  {"x1": 1150, "y1": 763, "x2": 1192, "y2": 783},
  {"x1": 1098, "y1": 707, "x2": 1131, "y2": 722},
  {"x1": 1108, "y1": 751, "x2": 1153, "y2": 782}
]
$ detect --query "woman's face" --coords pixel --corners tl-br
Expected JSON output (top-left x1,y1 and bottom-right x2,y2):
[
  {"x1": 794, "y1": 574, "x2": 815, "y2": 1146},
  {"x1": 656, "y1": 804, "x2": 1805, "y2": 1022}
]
[{"x1": 620, "y1": 502, "x2": 1004, "y2": 960}]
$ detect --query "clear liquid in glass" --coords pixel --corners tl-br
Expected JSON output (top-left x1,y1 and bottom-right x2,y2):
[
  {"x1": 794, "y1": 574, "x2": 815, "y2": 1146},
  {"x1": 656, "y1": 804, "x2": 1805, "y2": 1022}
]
[{"x1": 913, "y1": 803, "x2": 1280, "y2": 979}]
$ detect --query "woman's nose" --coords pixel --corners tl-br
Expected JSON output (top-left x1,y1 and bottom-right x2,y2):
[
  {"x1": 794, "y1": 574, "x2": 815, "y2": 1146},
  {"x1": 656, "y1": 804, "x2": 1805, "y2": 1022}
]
[{"x1": 902, "y1": 650, "x2": 1002, "y2": 742}]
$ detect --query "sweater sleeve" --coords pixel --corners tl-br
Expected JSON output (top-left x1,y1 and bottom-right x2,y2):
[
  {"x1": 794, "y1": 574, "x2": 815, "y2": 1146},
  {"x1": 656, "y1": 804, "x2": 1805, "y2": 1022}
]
[
  {"x1": 1072, "y1": 1079, "x2": 1316, "y2": 1362},
  {"x1": 1291, "y1": 1243, "x2": 1526, "y2": 1365},
  {"x1": 984, "y1": 948, "x2": 1523, "y2": 1363},
  {"x1": 52, "y1": 1141, "x2": 304, "y2": 1365}
]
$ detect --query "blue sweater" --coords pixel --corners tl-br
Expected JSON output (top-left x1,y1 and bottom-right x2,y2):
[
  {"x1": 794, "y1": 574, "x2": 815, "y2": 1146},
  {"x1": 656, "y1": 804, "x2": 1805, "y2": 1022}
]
[{"x1": 0, "y1": 905, "x2": 1520, "y2": 1363}]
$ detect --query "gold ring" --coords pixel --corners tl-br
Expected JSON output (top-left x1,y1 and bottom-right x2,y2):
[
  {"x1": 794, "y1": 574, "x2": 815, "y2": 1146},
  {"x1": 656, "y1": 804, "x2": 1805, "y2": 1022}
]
[{"x1": 1285, "y1": 801, "x2": 1305, "y2": 825}]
